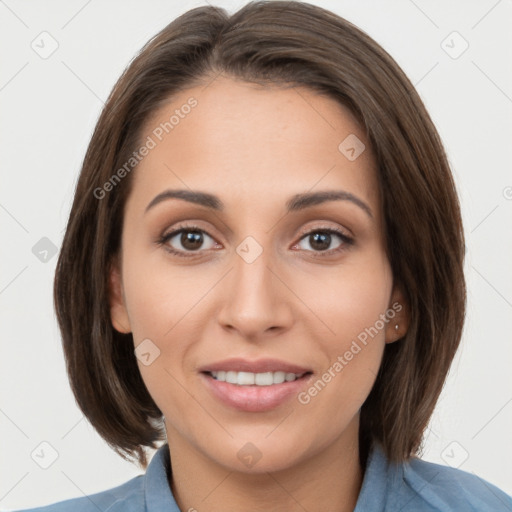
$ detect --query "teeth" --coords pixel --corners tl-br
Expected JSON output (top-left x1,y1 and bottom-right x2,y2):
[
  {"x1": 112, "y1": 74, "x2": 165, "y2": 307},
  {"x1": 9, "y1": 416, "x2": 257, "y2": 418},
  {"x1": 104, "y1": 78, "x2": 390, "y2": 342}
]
[{"x1": 210, "y1": 370, "x2": 304, "y2": 386}]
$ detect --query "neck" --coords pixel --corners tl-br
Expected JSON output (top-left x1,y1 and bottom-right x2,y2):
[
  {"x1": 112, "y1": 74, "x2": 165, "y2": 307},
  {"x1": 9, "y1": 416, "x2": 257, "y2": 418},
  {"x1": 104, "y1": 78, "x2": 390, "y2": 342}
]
[{"x1": 165, "y1": 418, "x2": 365, "y2": 512}]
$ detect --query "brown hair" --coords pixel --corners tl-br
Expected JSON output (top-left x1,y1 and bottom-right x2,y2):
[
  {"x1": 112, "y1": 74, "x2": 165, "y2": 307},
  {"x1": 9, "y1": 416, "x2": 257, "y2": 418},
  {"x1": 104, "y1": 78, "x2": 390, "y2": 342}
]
[{"x1": 54, "y1": 0, "x2": 466, "y2": 469}]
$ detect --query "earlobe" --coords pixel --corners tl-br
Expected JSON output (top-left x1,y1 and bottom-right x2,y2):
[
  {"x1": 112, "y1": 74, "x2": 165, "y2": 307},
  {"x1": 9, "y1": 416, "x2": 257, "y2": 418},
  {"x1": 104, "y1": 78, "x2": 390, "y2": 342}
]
[
  {"x1": 385, "y1": 285, "x2": 409, "y2": 344},
  {"x1": 108, "y1": 258, "x2": 132, "y2": 334}
]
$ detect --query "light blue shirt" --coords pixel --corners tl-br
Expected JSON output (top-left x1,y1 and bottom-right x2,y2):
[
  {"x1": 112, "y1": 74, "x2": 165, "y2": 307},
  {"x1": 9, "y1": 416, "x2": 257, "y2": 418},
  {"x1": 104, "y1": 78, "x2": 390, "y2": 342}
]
[{"x1": 10, "y1": 442, "x2": 512, "y2": 511}]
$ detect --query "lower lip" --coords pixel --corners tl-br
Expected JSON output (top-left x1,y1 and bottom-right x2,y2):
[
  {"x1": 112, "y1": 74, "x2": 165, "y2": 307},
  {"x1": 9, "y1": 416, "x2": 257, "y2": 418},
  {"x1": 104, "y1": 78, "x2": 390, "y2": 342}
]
[{"x1": 200, "y1": 372, "x2": 313, "y2": 412}]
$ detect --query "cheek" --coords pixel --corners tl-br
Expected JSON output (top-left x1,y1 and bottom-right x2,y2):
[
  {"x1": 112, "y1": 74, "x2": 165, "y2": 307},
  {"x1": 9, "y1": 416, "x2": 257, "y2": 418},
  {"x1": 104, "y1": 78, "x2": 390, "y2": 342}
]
[
  {"x1": 121, "y1": 244, "x2": 194, "y2": 338},
  {"x1": 295, "y1": 249, "x2": 393, "y2": 339},
  {"x1": 294, "y1": 252, "x2": 392, "y2": 407},
  {"x1": 120, "y1": 249, "x2": 194, "y2": 413},
  {"x1": 119, "y1": 245, "x2": 205, "y2": 397}
]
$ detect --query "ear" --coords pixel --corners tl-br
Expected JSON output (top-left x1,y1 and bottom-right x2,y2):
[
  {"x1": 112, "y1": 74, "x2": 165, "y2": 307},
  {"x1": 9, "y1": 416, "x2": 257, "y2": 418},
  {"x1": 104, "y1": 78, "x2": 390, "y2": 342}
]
[
  {"x1": 384, "y1": 284, "x2": 409, "y2": 344},
  {"x1": 108, "y1": 256, "x2": 132, "y2": 334}
]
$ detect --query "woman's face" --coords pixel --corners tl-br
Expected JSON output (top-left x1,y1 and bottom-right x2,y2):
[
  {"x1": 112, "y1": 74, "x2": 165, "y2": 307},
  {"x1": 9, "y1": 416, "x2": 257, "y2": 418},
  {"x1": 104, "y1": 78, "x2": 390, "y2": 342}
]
[{"x1": 109, "y1": 76, "x2": 407, "y2": 473}]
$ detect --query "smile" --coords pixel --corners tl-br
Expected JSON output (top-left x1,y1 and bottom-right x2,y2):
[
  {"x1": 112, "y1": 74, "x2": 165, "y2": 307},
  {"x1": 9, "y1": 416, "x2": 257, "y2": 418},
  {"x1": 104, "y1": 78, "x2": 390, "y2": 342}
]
[
  {"x1": 200, "y1": 371, "x2": 314, "y2": 412},
  {"x1": 209, "y1": 370, "x2": 307, "y2": 386}
]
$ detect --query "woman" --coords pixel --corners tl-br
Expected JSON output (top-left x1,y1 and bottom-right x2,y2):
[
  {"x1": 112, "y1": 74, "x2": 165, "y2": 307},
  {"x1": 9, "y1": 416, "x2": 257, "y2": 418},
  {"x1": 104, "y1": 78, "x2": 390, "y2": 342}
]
[{"x1": 14, "y1": 1, "x2": 512, "y2": 510}]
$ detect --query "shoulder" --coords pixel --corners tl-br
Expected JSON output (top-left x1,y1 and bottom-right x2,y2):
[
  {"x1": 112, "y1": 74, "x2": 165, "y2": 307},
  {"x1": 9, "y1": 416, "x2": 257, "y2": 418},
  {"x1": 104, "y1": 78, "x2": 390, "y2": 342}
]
[
  {"x1": 9, "y1": 474, "x2": 144, "y2": 512},
  {"x1": 398, "y1": 455, "x2": 512, "y2": 511}
]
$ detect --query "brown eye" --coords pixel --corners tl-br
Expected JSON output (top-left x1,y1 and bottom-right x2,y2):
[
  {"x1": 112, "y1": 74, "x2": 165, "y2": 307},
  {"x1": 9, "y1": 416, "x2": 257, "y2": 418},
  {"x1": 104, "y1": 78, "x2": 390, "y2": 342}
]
[
  {"x1": 178, "y1": 230, "x2": 204, "y2": 251},
  {"x1": 295, "y1": 228, "x2": 353, "y2": 254},
  {"x1": 305, "y1": 232, "x2": 336, "y2": 251},
  {"x1": 158, "y1": 225, "x2": 218, "y2": 257}
]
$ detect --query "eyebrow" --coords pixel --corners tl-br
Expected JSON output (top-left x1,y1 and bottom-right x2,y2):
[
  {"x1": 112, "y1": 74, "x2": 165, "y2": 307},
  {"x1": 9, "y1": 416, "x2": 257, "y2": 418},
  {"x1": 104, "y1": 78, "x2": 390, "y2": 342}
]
[{"x1": 145, "y1": 189, "x2": 373, "y2": 218}]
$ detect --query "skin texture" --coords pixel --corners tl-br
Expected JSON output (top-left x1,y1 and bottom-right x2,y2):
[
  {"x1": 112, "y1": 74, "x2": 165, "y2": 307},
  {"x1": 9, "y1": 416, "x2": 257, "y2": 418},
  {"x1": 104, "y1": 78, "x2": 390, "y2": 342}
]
[{"x1": 109, "y1": 75, "x2": 409, "y2": 512}]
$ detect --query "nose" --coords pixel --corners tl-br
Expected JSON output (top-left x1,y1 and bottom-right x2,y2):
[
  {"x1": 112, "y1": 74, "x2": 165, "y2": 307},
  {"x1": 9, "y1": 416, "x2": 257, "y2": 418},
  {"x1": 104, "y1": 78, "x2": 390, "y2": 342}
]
[{"x1": 216, "y1": 240, "x2": 293, "y2": 340}]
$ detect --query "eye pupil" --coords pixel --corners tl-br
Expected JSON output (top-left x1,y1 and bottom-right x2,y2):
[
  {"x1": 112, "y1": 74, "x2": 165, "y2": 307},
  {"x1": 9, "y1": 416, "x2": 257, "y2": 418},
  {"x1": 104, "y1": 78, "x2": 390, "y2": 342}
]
[
  {"x1": 310, "y1": 232, "x2": 331, "y2": 251},
  {"x1": 181, "y1": 230, "x2": 203, "y2": 250}
]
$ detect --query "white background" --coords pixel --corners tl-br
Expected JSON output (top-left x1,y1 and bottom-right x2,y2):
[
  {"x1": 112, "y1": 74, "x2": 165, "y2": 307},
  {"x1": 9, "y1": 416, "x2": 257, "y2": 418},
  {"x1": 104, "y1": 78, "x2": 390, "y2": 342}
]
[{"x1": 1, "y1": 0, "x2": 511, "y2": 509}]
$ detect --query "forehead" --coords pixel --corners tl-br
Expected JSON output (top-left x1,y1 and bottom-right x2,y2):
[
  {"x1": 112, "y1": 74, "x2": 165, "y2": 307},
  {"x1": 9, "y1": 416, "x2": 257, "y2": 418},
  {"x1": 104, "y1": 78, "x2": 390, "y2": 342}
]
[{"x1": 128, "y1": 76, "x2": 379, "y2": 214}]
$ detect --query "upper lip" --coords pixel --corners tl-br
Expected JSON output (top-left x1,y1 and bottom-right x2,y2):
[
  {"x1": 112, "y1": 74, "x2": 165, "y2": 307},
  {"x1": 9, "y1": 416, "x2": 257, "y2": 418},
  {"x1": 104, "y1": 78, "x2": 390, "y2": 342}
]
[{"x1": 198, "y1": 358, "x2": 313, "y2": 374}]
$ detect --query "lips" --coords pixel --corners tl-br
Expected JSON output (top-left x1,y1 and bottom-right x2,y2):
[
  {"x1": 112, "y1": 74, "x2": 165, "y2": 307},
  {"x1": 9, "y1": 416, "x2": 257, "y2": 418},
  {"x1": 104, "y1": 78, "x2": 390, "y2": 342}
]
[
  {"x1": 200, "y1": 371, "x2": 314, "y2": 412},
  {"x1": 197, "y1": 357, "x2": 312, "y2": 374}
]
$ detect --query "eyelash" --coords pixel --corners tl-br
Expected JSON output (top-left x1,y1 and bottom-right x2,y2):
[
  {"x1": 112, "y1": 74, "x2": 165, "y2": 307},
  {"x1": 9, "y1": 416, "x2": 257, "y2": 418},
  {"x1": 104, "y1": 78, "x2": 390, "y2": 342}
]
[{"x1": 156, "y1": 222, "x2": 354, "y2": 259}]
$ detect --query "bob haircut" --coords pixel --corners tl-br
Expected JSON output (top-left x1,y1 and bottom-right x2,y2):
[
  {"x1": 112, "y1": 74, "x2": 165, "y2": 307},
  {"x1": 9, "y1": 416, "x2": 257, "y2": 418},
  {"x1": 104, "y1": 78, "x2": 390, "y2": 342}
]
[{"x1": 54, "y1": 0, "x2": 466, "y2": 469}]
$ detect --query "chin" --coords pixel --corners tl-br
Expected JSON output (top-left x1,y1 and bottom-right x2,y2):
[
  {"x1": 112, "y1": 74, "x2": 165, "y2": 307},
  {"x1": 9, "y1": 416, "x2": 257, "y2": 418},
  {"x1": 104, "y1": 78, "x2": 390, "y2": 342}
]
[{"x1": 204, "y1": 433, "x2": 309, "y2": 475}]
